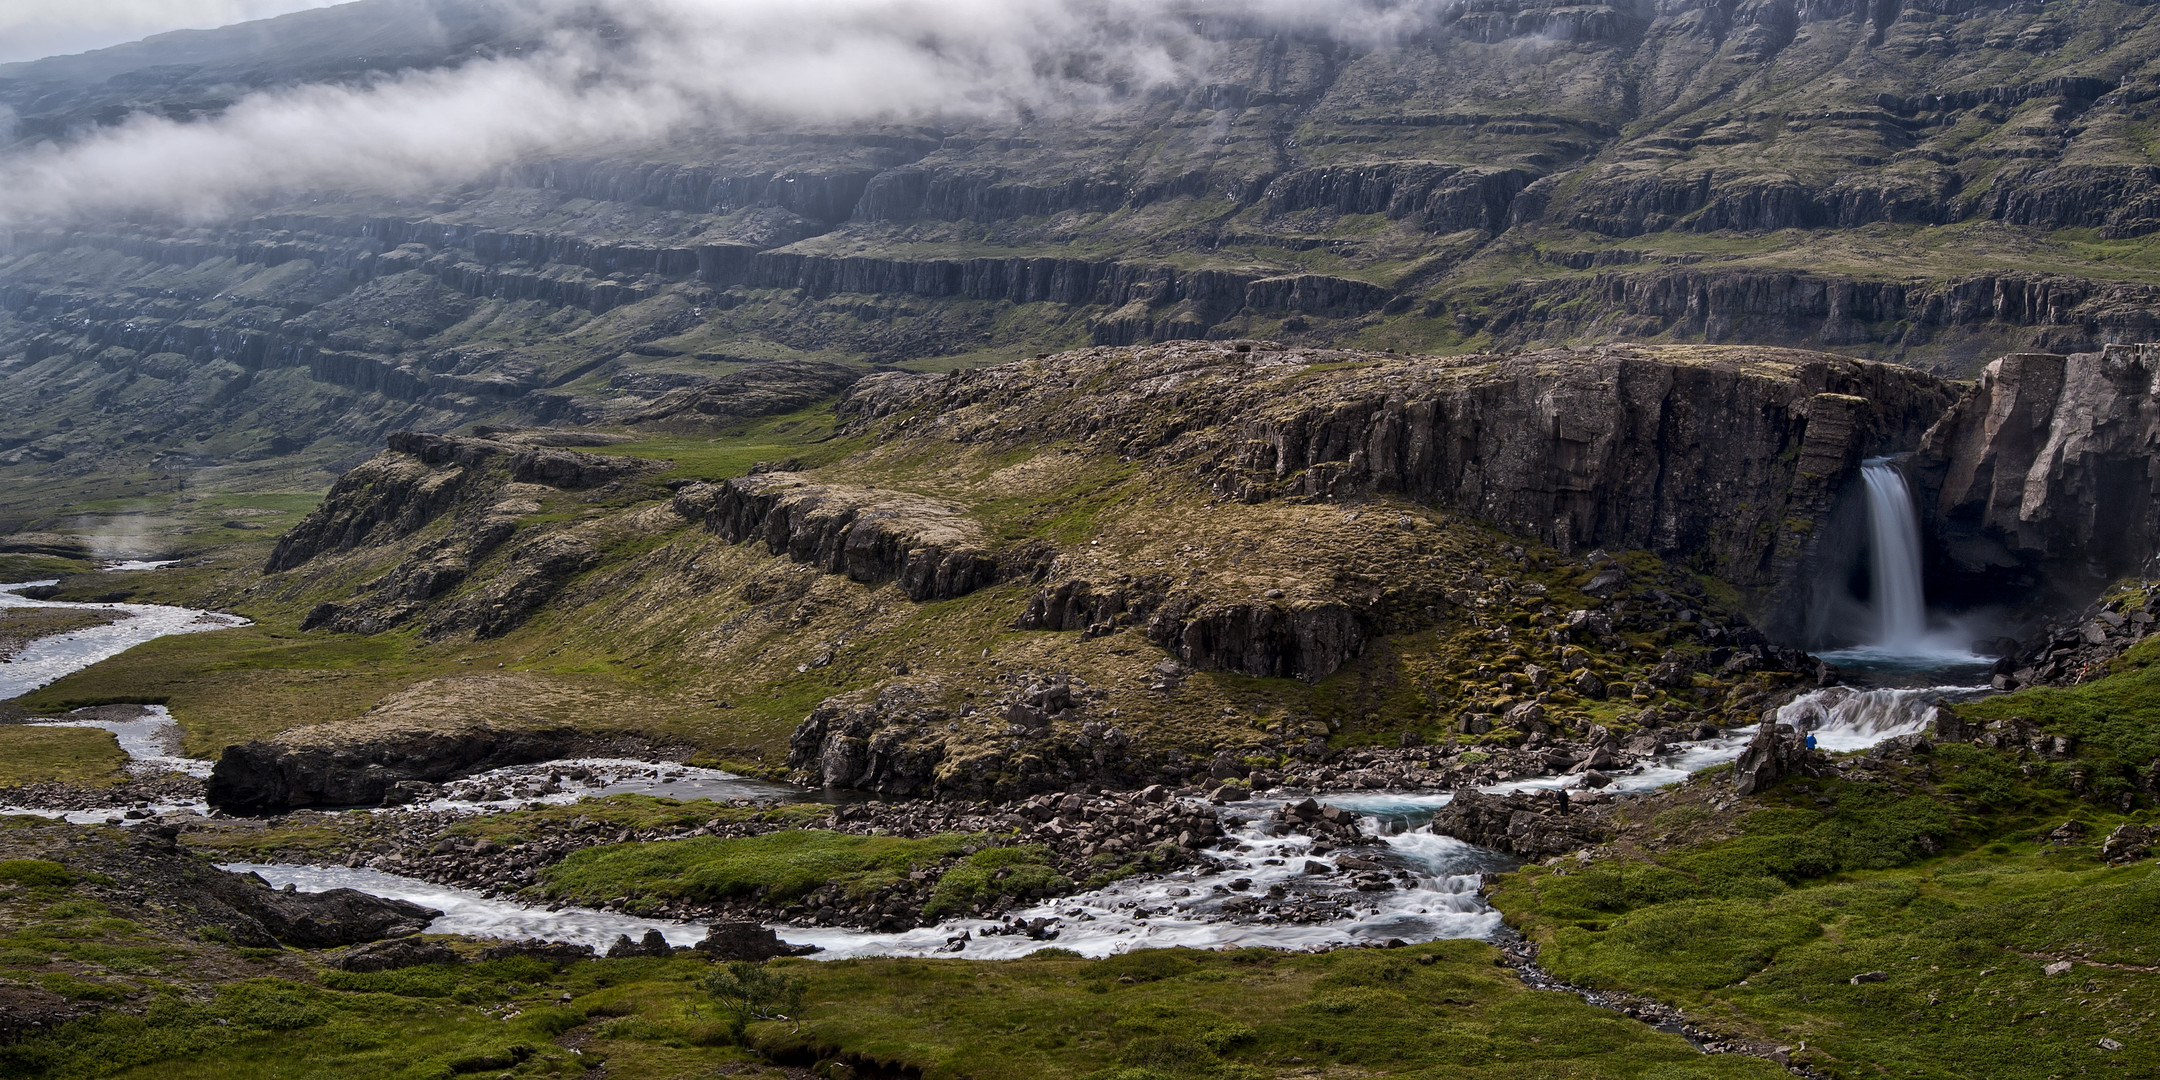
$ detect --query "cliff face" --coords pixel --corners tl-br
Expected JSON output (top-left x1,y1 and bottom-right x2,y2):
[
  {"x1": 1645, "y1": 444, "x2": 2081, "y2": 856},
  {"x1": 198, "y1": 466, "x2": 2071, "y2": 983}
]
[
  {"x1": 837, "y1": 342, "x2": 1955, "y2": 637},
  {"x1": 4, "y1": 0, "x2": 2160, "y2": 504},
  {"x1": 1911, "y1": 343, "x2": 2160, "y2": 605}
]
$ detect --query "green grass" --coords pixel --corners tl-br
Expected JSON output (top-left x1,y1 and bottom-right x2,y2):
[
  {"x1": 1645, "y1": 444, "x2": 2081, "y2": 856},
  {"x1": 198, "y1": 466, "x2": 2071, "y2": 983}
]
[
  {"x1": 540, "y1": 830, "x2": 977, "y2": 910},
  {"x1": 753, "y1": 943, "x2": 1781, "y2": 1080},
  {"x1": 921, "y1": 845, "x2": 1072, "y2": 920},
  {"x1": 1957, "y1": 632, "x2": 2160, "y2": 770},
  {"x1": 3, "y1": 946, "x2": 1784, "y2": 1080},
  {"x1": 1491, "y1": 648, "x2": 2160, "y2": 1079},
  {"x1": 0, "y1": 727, "x2": 131, "y2": 787},
  {"x1": 12, "y1": 623, "x2": 430, "y2": 755},
  {"x1": 603, "y1": 403, "x2": 869, "y2": 483}
]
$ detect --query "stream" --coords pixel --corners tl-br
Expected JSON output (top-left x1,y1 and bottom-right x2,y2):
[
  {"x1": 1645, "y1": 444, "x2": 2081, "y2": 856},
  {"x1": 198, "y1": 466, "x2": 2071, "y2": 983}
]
[
  {"x1": 0, "y1": 578, "x2": 1985, "y2": 961},
  {"x1": 0, "y1": 580, "x2": 249, "y2": 700},
  {"x1": 230, "y1": 679, "x2": 1977, "y2": 958}
]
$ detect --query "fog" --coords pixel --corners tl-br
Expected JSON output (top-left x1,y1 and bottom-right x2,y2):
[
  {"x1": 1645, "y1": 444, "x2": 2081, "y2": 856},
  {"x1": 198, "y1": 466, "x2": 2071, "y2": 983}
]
[{"x1": 0, "y1": 0, "x2": 1445, "y2": 227}]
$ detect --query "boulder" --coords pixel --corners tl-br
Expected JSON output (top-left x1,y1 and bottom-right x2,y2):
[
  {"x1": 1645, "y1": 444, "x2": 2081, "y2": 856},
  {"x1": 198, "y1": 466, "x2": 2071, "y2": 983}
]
[
  {"x1": 606, "y1": 929, "x2": 673, "y2": 958},
  {"x1": 331, "y1": 937, "x2": 461, "y2": 972},
  {"x1": 694, "y1": 921, "x2": 812, "y2": 961},
  {"x1": 476, "y1": 940, "x2": 596, "y2": 965},
  {"x1": 2103, "y1": 824, "x2": 2156, "y2": 865},
  {"x1": 1426, "y1": 788, "x2": 1602, "y2": 858},
  {"x1": 1732, "y1": 722, "x2": 1815, "y2": 796}
]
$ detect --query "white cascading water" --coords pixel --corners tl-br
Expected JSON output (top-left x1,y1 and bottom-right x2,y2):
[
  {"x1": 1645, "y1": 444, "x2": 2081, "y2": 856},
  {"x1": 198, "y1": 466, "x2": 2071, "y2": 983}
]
[
  {"x1": 1860, "y1": 458, "x2": 1928, "y2": 647},
  {"x1": 0, "y1": 568, "x2": 1988, "y2": 958}
]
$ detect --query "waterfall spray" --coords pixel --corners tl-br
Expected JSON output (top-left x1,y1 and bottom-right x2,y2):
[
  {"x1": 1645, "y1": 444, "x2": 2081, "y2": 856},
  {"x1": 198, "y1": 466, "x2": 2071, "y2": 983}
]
[{"x1": 1860, "y1": 458, "x2": 1926, "y2": 646}]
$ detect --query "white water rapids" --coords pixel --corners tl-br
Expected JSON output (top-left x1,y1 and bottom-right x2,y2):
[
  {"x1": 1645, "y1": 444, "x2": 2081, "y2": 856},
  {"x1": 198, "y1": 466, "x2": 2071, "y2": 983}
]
[
  {"x1": 229, "y1": 681, "x2": 1975, "y2": 958},
  {"x1": 0, "y1": 576, "x2": 1983, "y2": 959}
]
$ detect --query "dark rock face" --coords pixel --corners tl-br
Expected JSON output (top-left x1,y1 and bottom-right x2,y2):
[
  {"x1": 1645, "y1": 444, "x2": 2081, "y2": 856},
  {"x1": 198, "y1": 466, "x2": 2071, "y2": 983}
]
[
  {"x1": 1912, "y1": 344, "x2": 2160, "y2": 608},
  {"x1": 1426, "y1": 788, "x2": 1603, "y2": 859},
  {"x1": 694, "y1": 921, "x2": 810, "y2": 961},
  {"x1": 1144, "y1": 596, "x2": 1363, "y2": 682},
  {"x1": 330, "y1": 937, "x2": 461, "y2": 971},
  {"x1": 206, "y1": 726, "x2": 577, "y2": 812},
  {"x1": 678, "y1": 474, "x2": 1054, "y2": 602},
  {"x1": 842, "y1": 343, "x2": 1956, "y2": 639}
]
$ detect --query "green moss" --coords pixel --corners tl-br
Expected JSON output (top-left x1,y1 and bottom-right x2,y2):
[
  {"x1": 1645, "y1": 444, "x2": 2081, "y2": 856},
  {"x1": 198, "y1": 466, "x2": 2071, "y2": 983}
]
[
  {"x1": 0, "y1": 728, "x2": 131, "y2": 787},
  {"x1": 923, "y1": 845, "x2": 1072, "y2": 919},
  {"x1": 540, "y1": 830, "x2": 976, "y2": 907}
]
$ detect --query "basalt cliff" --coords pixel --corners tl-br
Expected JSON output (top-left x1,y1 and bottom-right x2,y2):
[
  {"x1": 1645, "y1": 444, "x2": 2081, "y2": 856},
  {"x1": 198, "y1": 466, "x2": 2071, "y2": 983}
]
[
  {"x1": 4, "y1": 0, "x2": 2160, "y2": 522},
  {"x1": 193, "y1": 340, "x2": 1986, "y2": 811}
]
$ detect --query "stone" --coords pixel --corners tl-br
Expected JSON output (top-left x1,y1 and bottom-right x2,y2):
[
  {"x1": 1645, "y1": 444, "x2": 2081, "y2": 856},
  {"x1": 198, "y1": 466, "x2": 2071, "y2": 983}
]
[
  {"x1": 695, "y1": 920, "x2": 811, "y2": 961},
  {"x1": 331, "y1": 937, "x2": 461, "y2": 972},
  {"x1": 1849, "y1": 970, "x2": 1887, "y2": 984},
  {"x1": 2044, "y1": 960, "x2": 2074, "y2": 976},
  {"x1": 476, "y1": 940, "x2": 595, "y2": 965},
  {"x1": 2102, "y1": 824, "x2": 2155, "y2": 864},
  {"x1": 606, "y1": 929, "x2": 672, "y2": 958}
]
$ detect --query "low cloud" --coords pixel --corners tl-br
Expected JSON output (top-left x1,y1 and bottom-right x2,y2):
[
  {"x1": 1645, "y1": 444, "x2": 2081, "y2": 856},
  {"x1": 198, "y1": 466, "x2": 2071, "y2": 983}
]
[{"x1": 0, "y1": 0, "x2": 1446, "y2": 227}]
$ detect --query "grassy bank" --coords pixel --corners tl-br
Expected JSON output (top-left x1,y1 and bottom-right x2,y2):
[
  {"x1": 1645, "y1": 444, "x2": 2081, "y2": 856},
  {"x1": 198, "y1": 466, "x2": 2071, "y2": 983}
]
[
  {"x1": 6, "y1": 943, "x2": 1786, "y2": 1080},
  {"x1": 1490, "y1": 654, "x2": 2160, "y2": 1079}
]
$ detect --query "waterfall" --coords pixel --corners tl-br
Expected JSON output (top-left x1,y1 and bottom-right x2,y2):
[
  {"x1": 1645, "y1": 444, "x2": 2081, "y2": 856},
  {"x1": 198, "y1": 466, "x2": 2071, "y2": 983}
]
[{"x1": 1860, "y1": 458, "x2": 1926, "y2": 646}]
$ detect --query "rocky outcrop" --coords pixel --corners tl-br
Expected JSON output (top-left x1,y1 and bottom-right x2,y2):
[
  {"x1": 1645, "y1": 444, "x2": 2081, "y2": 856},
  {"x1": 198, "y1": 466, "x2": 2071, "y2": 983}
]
[
  {"x1": 695, "y1": 921, "x2": 814, "y2": 961},
  {"x1": 268, "y1": 432, "x2": 659, "y2": 572},
  {"x1": 1731, "y1": 722, "x2": 1824, "y2": 795},
  {"x1": 1426, "y1": 788, "x2": 1605, "y2": 858},
  {"x1": 1986, "y1": 580, "x2": 2159, "y2": 691},
  {"x1": 205, "y1": 724, "x2": 579, "y2": 812},
  {"x1": 329, "y1": 936, "x2": 462, "y2": 971},
  {"x1": 840, "y1": 342, "x2": 1956, "y2": 636},
  {"x1": 677, "y1": 473, "x2": 1053, "y2": 602},
  {"x1": 1911, "y1": 344, "x2": 2160, "y2": 606},
  {"x1": 229, "y1": 881, "x2": 441, "y2": 948},
  {"x1": 623, "y1": 360, "x2": 863, "y2": 431},
  {"x1": 1143, "y1": 596, "x2": 1364, "y2": 682}
]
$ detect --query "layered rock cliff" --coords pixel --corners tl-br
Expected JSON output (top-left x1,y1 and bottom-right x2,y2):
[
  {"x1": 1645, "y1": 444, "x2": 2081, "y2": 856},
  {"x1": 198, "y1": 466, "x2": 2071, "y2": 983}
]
[
  {"x1": 833, "y1": 341, "x2": 1955, "y2": 638},
  {"x1": 5, "y1": 0, "x2": 2160, "y2": 506},
  {"x1": 1911, "y1": 343, "x2": 2160, "y2": 607}
]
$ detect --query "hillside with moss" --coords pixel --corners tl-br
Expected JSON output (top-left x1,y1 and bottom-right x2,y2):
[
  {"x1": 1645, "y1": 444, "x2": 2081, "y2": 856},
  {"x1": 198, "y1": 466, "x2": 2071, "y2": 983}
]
[{"x1": 4, "y1": 0, "x2": 2160, "y2": 528}]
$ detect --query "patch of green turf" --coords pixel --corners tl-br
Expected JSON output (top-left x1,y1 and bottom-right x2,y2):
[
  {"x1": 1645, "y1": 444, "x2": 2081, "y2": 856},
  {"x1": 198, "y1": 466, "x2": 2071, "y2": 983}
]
[
  {"x1": 540, "y1": 829, "x2": 976, "y2": 909},
  {"x1": 0, "y1": 727, "x2": 131, "y2": 787}
]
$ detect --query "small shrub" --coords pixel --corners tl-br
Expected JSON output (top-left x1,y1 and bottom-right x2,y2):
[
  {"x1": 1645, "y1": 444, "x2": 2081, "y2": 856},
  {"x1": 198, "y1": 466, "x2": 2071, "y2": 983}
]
[{"x1": 703, "y1": 961, "x2": 806, "y2": 1042}]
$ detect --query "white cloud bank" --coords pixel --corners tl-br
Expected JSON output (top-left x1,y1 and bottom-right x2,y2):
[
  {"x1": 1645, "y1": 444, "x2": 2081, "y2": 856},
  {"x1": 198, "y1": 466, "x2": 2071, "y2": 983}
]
[{"x1": 0, "y1": 0, "x2": 1444, "y2": 227}]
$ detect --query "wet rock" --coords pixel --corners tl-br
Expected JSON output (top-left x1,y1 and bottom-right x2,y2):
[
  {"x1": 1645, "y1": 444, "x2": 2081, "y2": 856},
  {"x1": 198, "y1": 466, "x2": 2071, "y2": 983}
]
[
  {"x1": 206, "y1": 726, "x2": 579, "y2": 812},
  {"x1": 331, "y1": 936, "x2": 461, "y2": 971},
  {"x1": 1427, "y1": 788, "x2": 1602, "y2": 858},
  {"x1": 231, "y1": 883, "x2": 441, "y2": 948},
  {"x1": 1732, "y1": 722, "x2": 1819, "y2": 796},
  {"x1": 606, "y1": 929, "x2": 673, "y2": 958}
]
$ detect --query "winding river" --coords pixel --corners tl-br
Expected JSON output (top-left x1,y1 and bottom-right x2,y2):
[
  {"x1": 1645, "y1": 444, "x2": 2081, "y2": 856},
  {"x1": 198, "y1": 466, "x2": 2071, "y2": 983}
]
[{"x1": 1, "y1": 575, "x2": 1987, "y2": 960}]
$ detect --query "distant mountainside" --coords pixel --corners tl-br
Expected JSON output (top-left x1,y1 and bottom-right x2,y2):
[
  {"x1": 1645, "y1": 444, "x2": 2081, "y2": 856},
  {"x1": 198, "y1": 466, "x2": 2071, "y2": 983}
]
[{"x1": 1, "y1": 0, "x2": 2156, "y2": 521}]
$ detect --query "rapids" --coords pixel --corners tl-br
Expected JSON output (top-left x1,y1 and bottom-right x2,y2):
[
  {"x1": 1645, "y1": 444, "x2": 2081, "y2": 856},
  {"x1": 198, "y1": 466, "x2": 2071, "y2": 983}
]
[{"x1": 227, "y1": 678, "x2": 1969, "y2": 957}]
